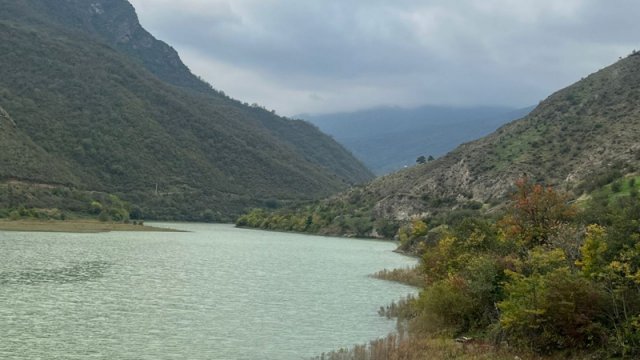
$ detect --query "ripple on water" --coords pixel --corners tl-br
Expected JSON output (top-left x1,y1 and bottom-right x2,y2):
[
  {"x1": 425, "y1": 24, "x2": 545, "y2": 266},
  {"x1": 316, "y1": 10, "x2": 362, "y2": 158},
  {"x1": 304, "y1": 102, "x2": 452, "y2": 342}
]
[
  {"x1": 0, "y1": 260, "x2": 112, "y2": 286},
  {"x1": 0, "y1": 224, "x2": 417, "y2": 360}
]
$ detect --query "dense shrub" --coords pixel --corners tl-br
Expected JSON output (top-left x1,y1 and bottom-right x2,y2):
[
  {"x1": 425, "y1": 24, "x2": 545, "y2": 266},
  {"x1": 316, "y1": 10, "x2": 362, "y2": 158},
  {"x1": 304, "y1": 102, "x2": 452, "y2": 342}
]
[{"x1": 404, "y1": 178, "x2": 640, "y2": 357}]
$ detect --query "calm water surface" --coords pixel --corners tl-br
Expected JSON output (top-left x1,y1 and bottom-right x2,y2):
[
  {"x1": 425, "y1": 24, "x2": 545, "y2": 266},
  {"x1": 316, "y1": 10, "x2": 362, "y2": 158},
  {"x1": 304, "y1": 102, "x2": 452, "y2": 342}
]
[{"x1": 0, "y1": 223, "x2": 416, "y2": 359}]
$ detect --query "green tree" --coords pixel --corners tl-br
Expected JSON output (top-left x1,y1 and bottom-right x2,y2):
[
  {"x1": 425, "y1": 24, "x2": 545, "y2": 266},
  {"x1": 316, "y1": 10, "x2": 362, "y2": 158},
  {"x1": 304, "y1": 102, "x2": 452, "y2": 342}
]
[
  {"x1": 90, "y1": 201, "x2": 103, "y2": 214},
  {"x1": 576, "y1": 224, "x2": 608, "y2": 278},
  {"x1": 98, "y1": 210, "x2": 110, "y2": 222},
  {"x1": 129, "y1": 206, "x2": 143, "y2": 220},
  {"x1": 499, "y1": 248, "x2": 606, "y2": 352}
]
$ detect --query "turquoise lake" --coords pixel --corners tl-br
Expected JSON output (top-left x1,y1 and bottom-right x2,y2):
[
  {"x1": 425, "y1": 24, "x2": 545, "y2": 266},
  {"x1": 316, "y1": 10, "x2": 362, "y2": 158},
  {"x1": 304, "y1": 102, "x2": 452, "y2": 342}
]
[{"x1": 0, "y1": 223, "x2": 416, "y2": 359}]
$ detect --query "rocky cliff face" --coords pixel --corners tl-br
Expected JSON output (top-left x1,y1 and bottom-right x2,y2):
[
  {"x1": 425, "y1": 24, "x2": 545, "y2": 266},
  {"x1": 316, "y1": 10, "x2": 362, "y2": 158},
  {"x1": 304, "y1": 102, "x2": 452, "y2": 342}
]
[{"x1": 16, "y1": 0, "x2": 214, "y2": 93}]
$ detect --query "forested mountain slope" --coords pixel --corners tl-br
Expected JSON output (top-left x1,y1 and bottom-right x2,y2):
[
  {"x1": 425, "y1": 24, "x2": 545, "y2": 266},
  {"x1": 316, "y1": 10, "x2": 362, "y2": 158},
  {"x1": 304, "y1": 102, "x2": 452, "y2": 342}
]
[
  {"x1": 0, "y1": 0, "x2": 372, "y2": 220},
  {"x1": 0, "y1": 106, "x2": 78, "y2": 186}
]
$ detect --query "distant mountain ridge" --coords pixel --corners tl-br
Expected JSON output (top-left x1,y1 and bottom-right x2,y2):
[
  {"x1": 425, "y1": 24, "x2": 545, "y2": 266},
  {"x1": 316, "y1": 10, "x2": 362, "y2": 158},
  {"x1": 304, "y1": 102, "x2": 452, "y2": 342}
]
[
  {"x1": 0, "y1": 0, "x2": 373, "y2": 220},
  {"x1": 238, "y1": 52, "x2": 640, "y2": 236},
  {"x1": 302, "y1": 105, "x2": 533, "y2": 174}
]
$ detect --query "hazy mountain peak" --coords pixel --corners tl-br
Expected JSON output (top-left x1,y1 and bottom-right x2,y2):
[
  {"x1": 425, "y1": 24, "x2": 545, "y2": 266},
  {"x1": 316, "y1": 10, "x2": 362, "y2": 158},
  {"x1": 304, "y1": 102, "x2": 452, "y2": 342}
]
[{"x1": 303, "y1": 105, "x2": 533, "y2": 174}]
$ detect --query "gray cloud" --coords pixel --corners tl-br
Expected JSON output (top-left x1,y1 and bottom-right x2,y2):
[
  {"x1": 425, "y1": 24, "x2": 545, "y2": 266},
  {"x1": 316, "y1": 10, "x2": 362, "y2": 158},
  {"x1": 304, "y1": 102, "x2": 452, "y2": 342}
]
[{"x1": 129, "y1": 0, "x2": 640, "y2": 116}]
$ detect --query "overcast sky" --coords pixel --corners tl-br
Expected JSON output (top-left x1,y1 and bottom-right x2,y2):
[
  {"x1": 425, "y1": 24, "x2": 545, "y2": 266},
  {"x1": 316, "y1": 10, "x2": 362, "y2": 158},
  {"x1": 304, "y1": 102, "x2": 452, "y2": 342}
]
[{"x1": 128, "y1": 0, "x2": 638, "y2": 116}]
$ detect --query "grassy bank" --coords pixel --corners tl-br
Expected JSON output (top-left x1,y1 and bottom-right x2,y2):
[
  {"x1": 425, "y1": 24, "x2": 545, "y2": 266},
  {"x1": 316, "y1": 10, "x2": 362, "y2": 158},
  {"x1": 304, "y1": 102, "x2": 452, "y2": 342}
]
[
  {"x1": 371, "y1": 266, "x2": 424, "y2": 287},
  {"x1": 0, "y1": 219, "x2": 181, "y2": 233},
  {"x1": 313, "y1": 334, "x2": 592, "y2": 360}
]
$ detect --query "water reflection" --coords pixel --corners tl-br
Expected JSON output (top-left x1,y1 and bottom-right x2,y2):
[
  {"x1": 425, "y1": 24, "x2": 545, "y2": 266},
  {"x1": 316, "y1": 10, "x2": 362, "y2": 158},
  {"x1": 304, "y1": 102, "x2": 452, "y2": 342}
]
[{"x1": 0, "y1": 260, "x2": 111, "y2": 285}]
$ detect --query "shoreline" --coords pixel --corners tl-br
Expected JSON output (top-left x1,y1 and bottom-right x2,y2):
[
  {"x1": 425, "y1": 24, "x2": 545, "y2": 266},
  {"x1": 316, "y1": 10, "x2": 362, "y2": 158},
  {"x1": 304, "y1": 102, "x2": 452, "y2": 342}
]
[
  {"x1": 0, "y1": 219, "x2": 183, "y2": 233},
  {"x1": 235, "y1": 224, "x2": 400, "y2": 244}
]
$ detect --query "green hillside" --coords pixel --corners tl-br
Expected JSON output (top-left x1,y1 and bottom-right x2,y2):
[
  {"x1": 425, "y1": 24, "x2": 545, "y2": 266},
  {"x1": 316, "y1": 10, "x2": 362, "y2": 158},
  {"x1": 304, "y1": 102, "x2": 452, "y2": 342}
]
[
  {"x1": 0, "y1": 0, "x2": 372, "y2": 221},
  {"x1": 0, "y1": 106, "x2": 78, "y2": 185},
  {"x1": 239, "y1": 52, "x2": 640, "y2": 235}
]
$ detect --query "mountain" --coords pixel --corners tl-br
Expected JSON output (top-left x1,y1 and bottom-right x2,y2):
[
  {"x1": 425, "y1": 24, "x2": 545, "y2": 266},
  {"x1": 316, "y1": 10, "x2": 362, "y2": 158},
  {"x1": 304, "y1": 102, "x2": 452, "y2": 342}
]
[
  {"x1": 239, "y1": 52, "x2": 640, "y2": 235},
  {"x1": 368, "y1": 53, "x2": 640, "y2": 221},
  {"x1": 0, "y1": 106, "x2": 78, "y2": 185},
  {"x1": 302, "y1": 105, "x2": 533, "y2": 174},
  {"x1": 0, "y1": 0, "x2": 373, "y2": 221}
]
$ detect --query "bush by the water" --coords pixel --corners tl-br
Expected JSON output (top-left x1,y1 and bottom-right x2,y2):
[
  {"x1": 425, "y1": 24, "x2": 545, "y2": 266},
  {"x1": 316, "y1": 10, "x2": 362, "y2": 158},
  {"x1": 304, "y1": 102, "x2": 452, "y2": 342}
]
[{"x1": 381, "y1": 178, "x2": 640, "y2": 358}]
